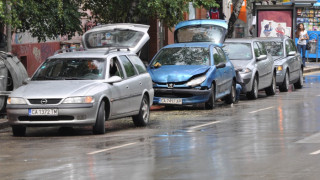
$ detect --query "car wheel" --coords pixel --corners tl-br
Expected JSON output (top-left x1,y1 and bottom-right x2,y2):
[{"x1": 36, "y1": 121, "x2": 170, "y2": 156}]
[
  {"x1": 225, "y1": 81, "x2": 236, "y2": 104},
  {"x1": 279, "y1": 71, "x2": 289, "y2": 92},
  {"x1": 133, "y1": 95, "x2": 150, "y2": 127},
  {"x1": 205, "y1": 84, "x2": 215, "y2": 109},
  {"x1": 12, "y1": 125, "x2": 26, "y2": 136},
  {"x1": 294, "y1": 68, "x2": 303, "y2": 89},
  {"x1": 246, "y1": 77, "x2": 258, "y2": 100},
  {"x1": 265, "y1": 73, "x2": 276, "y2": 96},
  {"x1": 92, "y1": 101, "x2": 106, "y2": 134}
]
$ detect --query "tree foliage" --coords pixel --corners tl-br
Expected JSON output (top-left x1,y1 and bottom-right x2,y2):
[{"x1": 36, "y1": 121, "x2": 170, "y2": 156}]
[
  {"x1": 0, "y1": 0, "x2": 84, "y2": 42},
  {"x1": 81, "y1": 0, "x2": 219, "y2": 28},
  {"x1": 0, "y1": 0, "x2": 220, "y2": 43}
]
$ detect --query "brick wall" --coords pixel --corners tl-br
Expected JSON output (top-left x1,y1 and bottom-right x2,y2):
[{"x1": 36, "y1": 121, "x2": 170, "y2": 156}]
[{"x1": 12, "y1": 42, "x2": 60, "y2": 76}]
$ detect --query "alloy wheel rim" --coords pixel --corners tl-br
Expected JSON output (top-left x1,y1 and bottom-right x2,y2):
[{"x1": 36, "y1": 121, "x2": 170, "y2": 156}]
[{"x1": 142, "y1": 99, "x2": 149, "y2": 122}]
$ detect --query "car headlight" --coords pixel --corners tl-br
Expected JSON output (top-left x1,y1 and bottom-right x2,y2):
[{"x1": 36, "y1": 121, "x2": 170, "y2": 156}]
[
  {"x1": 242, "y1": 68, "x2": 252, "y2": 73},
  {"x1": 186, "y1": 75, "x2": 206, "y2": 87},
  {"x1": 277, "y1": 65, "x2": 283, "y2": 71},
  {"x1": 62, "y1": 96, "x2": 94, "y2": 104},
  {"x1": 7, "y1": 97, "x2": 27, "y2": 104}
]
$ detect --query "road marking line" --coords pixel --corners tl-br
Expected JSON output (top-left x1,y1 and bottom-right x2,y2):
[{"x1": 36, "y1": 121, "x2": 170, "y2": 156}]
[
  {"x1": 187, "y1": 121, "x2": 221, "y2": 132},
  {"x1": 87, "y1": 142, "x2": 137, "y2": 155},
  {"x1": 249, "y1": 106, "x2": 274, "y2": 114},
  {"x1": 310, "y1": 149, "x2": 320, "y2": 155}
]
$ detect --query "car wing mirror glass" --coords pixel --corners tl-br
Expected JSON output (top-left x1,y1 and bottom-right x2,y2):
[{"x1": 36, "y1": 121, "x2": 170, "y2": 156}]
[
  {"x1": 256, "y1": 55, "x2": 267, "y2": 61},
  {"x1": 104, "y1": 76, "x2": 122, "y2": 84},
  {"x1": 216, "y1": 62, "x2": 226, "y2": 69},
  {"x1": 288, "y1": 51, "x2": 296, "y2": 56}
]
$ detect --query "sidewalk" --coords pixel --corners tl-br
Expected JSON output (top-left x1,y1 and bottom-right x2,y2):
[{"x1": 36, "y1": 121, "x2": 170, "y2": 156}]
[{"x1": 1, "y1": 62, "x2": 320, "y2": 130}]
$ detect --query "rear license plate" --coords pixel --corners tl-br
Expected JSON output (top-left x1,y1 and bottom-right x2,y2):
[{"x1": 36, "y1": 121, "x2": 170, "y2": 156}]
[
  {"x1": 28, "y1": 109, "x2": 58, "y2": 116},
  {"x1": 159, "y1": 98, "x2": 182, "y2": 105}
]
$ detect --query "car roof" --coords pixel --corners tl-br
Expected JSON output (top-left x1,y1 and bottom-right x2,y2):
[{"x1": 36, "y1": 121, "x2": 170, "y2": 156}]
[
  {"x1": 163, "y1": 42, "x2": 220, "y2": 49},
  {"x1": 49, "y1": 49, "x2": 135, "y2": 59},
  {"x1": 225, "y1": 37, "x2": 258, "y2": 43}
]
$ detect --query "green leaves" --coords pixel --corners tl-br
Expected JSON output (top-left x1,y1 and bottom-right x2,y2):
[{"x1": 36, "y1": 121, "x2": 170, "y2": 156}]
[{"x1": 82, "y1": 0, "x2": 219, "y2": 27}]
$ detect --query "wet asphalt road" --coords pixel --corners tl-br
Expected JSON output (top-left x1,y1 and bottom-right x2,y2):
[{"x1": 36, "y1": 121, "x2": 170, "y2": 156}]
[{"x1": 1, "y1": 72, "x2": 320, "y2": 180}]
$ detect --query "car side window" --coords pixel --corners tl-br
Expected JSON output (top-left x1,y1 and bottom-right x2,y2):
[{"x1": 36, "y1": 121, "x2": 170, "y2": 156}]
[
  {"x1": 285, "y1": 40, "x2": 292, "y2": 55},
  {"x1": 119, "y1": 55, "x2": 138, "y2": 78},
  {"x1": 109, "y1": 57, "x2": 124, "y2": 79},
  {"x1": 253, "y1": 42, "x2": 267, "y2": 57},
  {"x1": 128, "y1": 55, "x2": 147, "y2": 74},
  {"x1": 253, "y1": 42, "x2": 261, "y2": 57},
  {"x1": 216, "y1": 47, "x2": 227, "y2": 63},
  {"x1": 287, "y1": 39, "x2": 297, "y2": 53},
  {"x1": 213, "y1": 47, "x2": 223, "y2": 65}
]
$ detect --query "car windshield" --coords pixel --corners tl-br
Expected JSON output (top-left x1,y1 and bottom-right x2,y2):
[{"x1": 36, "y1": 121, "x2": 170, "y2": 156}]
[
  {"x1": 263, "y1": 41, "x2": 284, "y2": 57},
  {"x1": 175, "y1": 25, "x2": 226, "y2": 44},
  {"x1": 223, "y1": 43, "x2": 253, "y2": 60},
  {"x1": 84, "y1": 29, "x2": 144, "y2": 49},
  {"x1": 32, "y1": 58, "x2": 106, "y2": 80},
  {"x1": 151, "y1": 47, "x2": 210, "y2": 66}
]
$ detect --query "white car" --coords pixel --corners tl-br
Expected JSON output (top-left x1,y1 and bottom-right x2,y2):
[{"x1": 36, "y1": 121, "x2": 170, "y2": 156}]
[{"x1": 6, "y1": 23, "x2": 154, "y2": 136}]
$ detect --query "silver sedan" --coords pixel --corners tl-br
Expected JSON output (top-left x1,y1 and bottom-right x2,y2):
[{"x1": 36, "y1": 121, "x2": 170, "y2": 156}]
[{"x1": 258, "y1": 37, "x2": 304, "y2": 91}]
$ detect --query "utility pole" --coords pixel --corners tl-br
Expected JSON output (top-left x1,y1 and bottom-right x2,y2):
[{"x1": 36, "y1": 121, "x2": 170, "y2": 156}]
[{"x1": 227, "y1": 0, "x2": 244, "y2": 38}]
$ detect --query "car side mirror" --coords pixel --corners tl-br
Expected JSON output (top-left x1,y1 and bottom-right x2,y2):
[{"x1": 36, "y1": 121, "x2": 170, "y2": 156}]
[
  {"x1": 256, "y1": 55, "x2": 267, "y2": 61},
  {"x1": 22, "y1": 78, "x2": 31, "y2": 85},
  {"x1": 104, "y1": 76, "x2": 122, "y2": 84},
  {"x1": 288, "y1": 51, "x2": 296, "y2": 56},
  {"x1": 216, "y1": 62, "x2": 226, "y2": 69}
]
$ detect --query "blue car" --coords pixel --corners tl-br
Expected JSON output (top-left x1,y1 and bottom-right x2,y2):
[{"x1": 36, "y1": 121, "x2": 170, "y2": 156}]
[{"x1": 147, "y1": 19, "x2": 236, "y2": 109}]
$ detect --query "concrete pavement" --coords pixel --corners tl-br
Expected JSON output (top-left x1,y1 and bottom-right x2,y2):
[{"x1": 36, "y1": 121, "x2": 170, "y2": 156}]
[{"x1": 1, "y1": 62, "x2": 320, "y2": 130}]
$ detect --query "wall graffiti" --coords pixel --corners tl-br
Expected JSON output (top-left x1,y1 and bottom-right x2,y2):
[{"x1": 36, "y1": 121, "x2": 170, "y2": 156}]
[{"x1": 32, "y1": 47, "x2": 41, "y2": 63}]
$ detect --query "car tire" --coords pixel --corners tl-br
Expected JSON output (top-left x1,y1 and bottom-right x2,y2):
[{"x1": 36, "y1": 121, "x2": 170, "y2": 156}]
[
  {"x1": 294, "y1": 68, "x2": 303, "y2": 89},
  {"x1": 205, "y1": 84, "x2": 215, "y2": 109},
  {"x1": 12, "y1": 125, "x2": 26, "y2": 136},
  {"x1": 133, "y1": 95, "x2": 150, "y2": 127},
  {"x1": 225, "y1": 80, "x2": 236, "y2": 104},
  {"x1": 92, "y1": 101, "x2": 106, "y2": 134},
  {"x1": 279, "y1": 70, "x2": 289, "y2": 92},
  {"x1": 265, "y1": 73, "x2": 276, "y2": 96},
  {"x1": 246, "y1": 77, "x2": 258, "y2": 100}
]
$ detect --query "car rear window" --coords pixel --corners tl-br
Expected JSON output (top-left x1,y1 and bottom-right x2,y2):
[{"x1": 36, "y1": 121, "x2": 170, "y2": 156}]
[
  {"x1": 175, "y1": 25, "x2": 226, "y2": 44},
  {"x1": 151, "y1": 47, "x2": 210, "y2": 66},
  {"x1": 223, "y1": 43, "x2": 253, "y2": 60},
  {"x1": 84, "y1": 29, "x2": 144, "y2": 49}
]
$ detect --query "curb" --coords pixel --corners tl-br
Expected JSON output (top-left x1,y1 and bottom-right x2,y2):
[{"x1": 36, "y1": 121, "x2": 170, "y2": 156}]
[{"x1": 304, "y1": 67, "x2": 320, "y2": 73}]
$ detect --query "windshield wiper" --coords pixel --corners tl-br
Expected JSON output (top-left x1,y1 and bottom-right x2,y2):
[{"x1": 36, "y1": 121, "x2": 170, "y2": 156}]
[
  {"x1": 32, "y1": 76, "x2": 63, "y2": 80},
  {"x1": 63, "y1": 77, "x2": 88, "y2": 80}
]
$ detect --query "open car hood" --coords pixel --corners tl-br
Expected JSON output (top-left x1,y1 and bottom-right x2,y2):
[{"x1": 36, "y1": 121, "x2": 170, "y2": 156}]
[
  {"x1": 82, "y1": 23, "x2": 150, "y2": 54},
  {"x1": 174, "y1": 19, "x2": 228, "y2": 46}
]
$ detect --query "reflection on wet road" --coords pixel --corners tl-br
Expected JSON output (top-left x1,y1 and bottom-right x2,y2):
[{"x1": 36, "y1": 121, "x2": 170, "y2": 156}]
[{"x1": 1, "y1": 73, "x2": 320, "y2": 179}]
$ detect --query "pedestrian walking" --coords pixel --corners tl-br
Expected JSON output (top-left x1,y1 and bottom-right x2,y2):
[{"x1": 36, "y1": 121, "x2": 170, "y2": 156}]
[{"x1": 296, "y1": 23, "x2": 309, "y2": 67}]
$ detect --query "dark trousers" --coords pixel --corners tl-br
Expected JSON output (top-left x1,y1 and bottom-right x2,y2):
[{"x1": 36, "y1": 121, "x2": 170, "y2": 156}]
[{"x1": 297, "y1": 44, "x2": 306, "y2": 67}]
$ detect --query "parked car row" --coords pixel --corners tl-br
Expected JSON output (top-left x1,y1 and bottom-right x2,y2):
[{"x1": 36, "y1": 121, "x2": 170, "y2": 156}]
[{"x1": 5, "y1": 20, "x2": 304, "y2": 136}]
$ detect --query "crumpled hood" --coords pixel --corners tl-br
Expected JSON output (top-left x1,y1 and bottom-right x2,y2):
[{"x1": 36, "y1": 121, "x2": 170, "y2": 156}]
[
  {"x1": 148, "y1": 65, "x2": 210, "y2": 83},
  {"x1": 10, "y1": 80, "x2": 101, "y2": 99}
]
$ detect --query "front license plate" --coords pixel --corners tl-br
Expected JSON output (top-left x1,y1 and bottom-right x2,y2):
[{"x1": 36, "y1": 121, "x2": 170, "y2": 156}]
[
  {"x1": 28, "y1": 109, "x2": 58, "y2": 116},
  {"x1": 159, "y1": 98, "x2": 182, "y2": 105}
]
